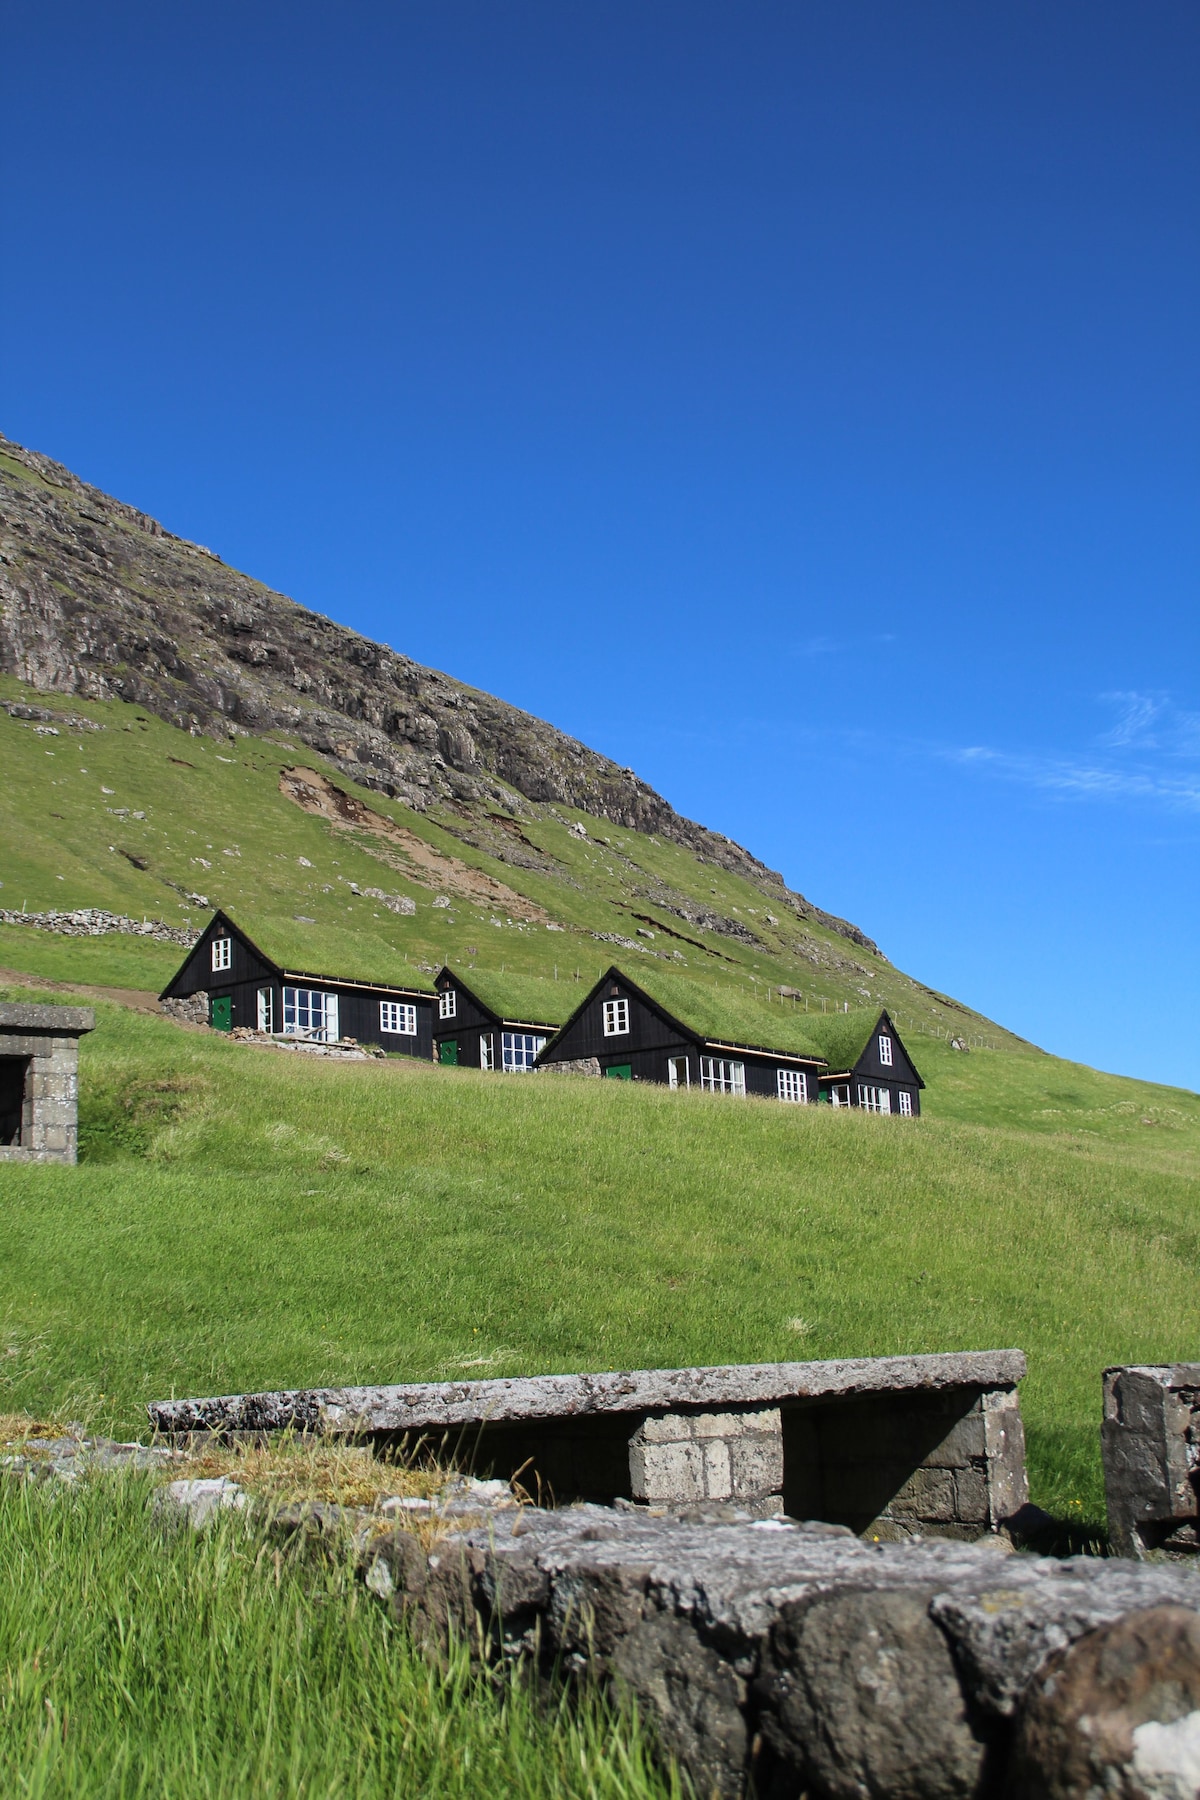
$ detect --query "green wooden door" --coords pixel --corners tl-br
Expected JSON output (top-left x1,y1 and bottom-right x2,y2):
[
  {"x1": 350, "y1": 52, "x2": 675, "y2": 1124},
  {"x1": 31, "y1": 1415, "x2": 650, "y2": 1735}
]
[
  {"x1": 211, "y1": 996, "x2": 232, "y2": 1032},
  {"x1": 604, "y1": 1063, "x2": 632, "y2": 1081},
  {"x1": 439, "y1": 1040, "x2": 459, "y2": 1066}
]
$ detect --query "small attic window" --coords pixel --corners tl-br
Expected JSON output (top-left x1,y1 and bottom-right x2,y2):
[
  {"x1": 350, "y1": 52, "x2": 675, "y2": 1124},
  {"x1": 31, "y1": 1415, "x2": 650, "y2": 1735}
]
[
  {"x1": 211, "y1": 936, "x2": 231, "y2": 972},
  {"x1": 878, "y1": 1034, "x2": 893, "y2": 1066},
  {"x1": 603, "y1": 997, "x2": 629, "y2": 1036},
  {"x1": 439, "y1": 990, "x2": 457, "y2": 1021}
]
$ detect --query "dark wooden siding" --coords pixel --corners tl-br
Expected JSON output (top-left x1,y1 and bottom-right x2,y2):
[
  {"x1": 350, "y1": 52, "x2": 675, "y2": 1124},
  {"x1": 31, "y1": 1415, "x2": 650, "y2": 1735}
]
[
  {"x1": 203, "y1": 970, "x2": 433, "y2": 1054},
  {"x1": 816, "y1": 1014, "x2": 922, "y2": 1116},
  {"x1": 542, "y1": 976, "x2": 823, "y2": 1099},
  {"x1": 166, "y1": 917, "x2": 273, "y2": 998},
  {"x1": 540, "y1": 976, "x2": 693, "y2": 1069}
]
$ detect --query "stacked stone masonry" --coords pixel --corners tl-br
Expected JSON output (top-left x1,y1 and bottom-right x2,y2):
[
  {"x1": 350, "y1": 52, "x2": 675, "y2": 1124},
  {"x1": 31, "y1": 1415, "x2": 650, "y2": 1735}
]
[
  {"x1": 361, "y1": 1504, "x2": 1200, "y2": 1800},
  {"x1": 0, "y1": 1003, "x2": 94, "y2": 1165},
  {"x1": 150, "y1": 1351, "x2": 1029, "y2": 1541},
  {"x1": 1102, "y1": 1363, "x2": 1200, "y2": 1558}
]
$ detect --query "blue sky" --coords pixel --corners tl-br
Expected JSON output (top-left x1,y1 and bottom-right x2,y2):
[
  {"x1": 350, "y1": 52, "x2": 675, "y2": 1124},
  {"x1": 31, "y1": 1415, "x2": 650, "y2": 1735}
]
[{"x1": 3, "y1": 3, "x2": 1198, "y2": 1087}]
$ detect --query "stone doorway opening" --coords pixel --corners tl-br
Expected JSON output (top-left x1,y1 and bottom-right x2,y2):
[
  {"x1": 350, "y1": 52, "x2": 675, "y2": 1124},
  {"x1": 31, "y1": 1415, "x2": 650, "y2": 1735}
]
[{"x1": 0, "y1": 1056, "x2": 31, "y2": 1146}]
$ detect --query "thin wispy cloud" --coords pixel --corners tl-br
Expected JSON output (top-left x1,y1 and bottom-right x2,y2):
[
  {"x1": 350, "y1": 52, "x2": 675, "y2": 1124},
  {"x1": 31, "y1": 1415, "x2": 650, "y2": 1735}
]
[{"x1": 952, "y1": 693, "x2": 1200, "y2": 813}]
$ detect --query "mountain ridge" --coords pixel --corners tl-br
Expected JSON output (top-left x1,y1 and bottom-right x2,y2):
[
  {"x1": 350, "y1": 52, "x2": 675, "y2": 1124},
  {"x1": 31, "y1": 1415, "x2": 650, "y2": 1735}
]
[{"x1": 0, "y1": 433, "x2": 876, "y2": 953}]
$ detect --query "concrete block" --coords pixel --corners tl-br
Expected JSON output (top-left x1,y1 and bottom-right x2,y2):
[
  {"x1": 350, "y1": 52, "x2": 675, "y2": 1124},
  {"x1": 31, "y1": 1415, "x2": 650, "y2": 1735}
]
[
  {"x1": 922, "y1": 1413, "x2": 987, "y2": 1469},
  {"x1": 729, "y1": 1434, "x2": 784, "y2": 1500},
  {"x1": 952, "y1": 1467, "x2": 990, "y2": 1523},
  {"x1": 635, "y1": 1413, "x2": 693, "y2": 1445},
  {"x1": 702, "y1": 1439, "x2": 733, "y2": 1499},
  {"x1": 693, "y1": 1411, "x2": 740, "y2": 1439},
  {"x1": 630, "y1": 1439, "x2": 707, "y2": 1504},
  {"x1": 982, "y1": 1388, "x2": 1028, "y2": 1523},
  {"x1": 887, "y1": 1467, "x2": 958, "y2": 1523}
]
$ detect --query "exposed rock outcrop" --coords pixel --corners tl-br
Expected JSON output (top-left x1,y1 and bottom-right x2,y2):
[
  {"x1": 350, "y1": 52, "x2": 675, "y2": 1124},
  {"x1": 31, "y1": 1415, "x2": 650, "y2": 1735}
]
[{"x1": 0, "y1": 433, "x2": 876, "y2": 951}]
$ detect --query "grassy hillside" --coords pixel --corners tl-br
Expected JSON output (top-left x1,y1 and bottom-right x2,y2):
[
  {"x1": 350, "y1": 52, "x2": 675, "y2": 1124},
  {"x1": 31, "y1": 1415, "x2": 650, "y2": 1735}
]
[
  {"x1": 0, "y1": 673, "x2": 1015, "y2": 1045},
  {"x1": 2, "y1": 993, "x2": 1198, "y2": 1535},
  {"x1": 2, "y1": 674, "x2": 1198, "y2": 1541}
]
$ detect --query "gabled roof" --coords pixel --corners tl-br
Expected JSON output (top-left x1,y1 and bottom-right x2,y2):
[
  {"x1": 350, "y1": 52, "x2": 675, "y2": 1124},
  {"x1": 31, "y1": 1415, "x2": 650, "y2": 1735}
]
[
  {"x1": 801, "y1": 1008, "x2": 925, "y2": 1086},
  {"x1": 435, "y1": 966, "x2": 570, "y2": 1031},
  {"x1": 169, "y1": 910, "x2": 435, "y2": 996},
  {"x1": 542, "y1": 964, "x2": 826, "y2": 1062}
]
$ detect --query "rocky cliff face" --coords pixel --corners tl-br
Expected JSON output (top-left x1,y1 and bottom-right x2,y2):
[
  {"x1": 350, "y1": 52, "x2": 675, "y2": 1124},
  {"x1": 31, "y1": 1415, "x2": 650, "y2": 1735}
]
[{"x1": 0, "y1": 432, "x2": 874, "y2": 950}]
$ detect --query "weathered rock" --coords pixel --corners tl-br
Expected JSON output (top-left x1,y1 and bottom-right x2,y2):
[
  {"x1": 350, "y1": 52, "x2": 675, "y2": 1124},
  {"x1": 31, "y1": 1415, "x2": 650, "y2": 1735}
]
[
  {"x1": 1007, "y1": 1604, "x2": 1200, "y2": 1799},
  {"x1": 367, "y1": 1506, "x2": 1200, "y2": 1800},
  {"x1": 759, "y1": 1585, "x2": 991, "y2": 1798},
  {"x1": 0, "y1": 431, "x2": 875, "y2": 951},
  {"x1": 1102, "y1": 1366, "x2": 1200, "y2": 1559},
  {"x1": 158, "y1": 1477, "x2": 248, "y2": 1527}
]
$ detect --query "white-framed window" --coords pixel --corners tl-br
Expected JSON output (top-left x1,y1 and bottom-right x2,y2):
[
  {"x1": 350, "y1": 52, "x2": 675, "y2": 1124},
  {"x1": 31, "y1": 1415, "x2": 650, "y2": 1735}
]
[
  {"x1": 699, "y1": 1056, "x2": 745, "y2": 1096},
  {"x1": 898, "y1": 1090, "x2": 913, "y2": 1117},
  {"x1": 829, "y1": 1083, "x2": 851, "y2": 1108},
  {"x1": 257, "y1": 987, "x2": 274, "y2": 1032},
  {"x1": 667, "y1": 1055, "x2": 689, "y2": 1090},
  {"x1": 858, "y1": 1084, "x2": 892, "y2": 1114},
  {"x1": 502, "y1": 1031, "x2": 545, "y2": 1072},
  {"x1": 480, "y1": 1032, "x2": 495, "y2": 1071},
  {"x1": 282, "y1": 987, "x2": 339, "y2": 1042},
  {"x1": 603, "y1": 997, "x2": 629, "y2": 1036},
  {"x1": 777, "y1": 1068, "x2": 807, "y2": 1104},
  {"x1": 380, "y1": 1001, "x2": 417, "y2": 1036},
  {"x1": 438, "y1": 989, "x2": 457, "y2": 1021},
  {"x1": 878, "y1": 1034, "x2": 893, "y2": 1067},
  {"x1": 211, "y1": 936, "x2": 231, "y2": 972}
]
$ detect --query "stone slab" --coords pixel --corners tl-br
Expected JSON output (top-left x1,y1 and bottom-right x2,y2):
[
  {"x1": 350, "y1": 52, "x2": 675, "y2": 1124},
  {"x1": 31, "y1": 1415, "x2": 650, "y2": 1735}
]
[
  {"x1": 148, "y1": 1349, "x2": 1026, "y2": 1436},
  {"x1": 0, "y1": 1003, "x2": 94, "y2": 1035}
]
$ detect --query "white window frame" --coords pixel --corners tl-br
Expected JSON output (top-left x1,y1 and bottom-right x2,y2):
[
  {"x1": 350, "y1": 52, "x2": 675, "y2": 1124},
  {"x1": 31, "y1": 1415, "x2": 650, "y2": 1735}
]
[
  {"x1": 878, "y1": 1034, "x2": 893, "y2": 1067},
  {"x1": 256, "y1": 987, "x2": 274, "y2": 1033},
  {"x1": 380, "y1": 1000, "x2": 417, "y2": 1036},
  {"x1": 602, "y1": 997, "x2": 629, "y2": 1037},
  {"x1": 858, "y1": 1083, "x2": 892, "y2": 1114},
  {"x1": 829, "y1": 1083, "x2": 851, "y2": 1108},
  {"x1": 501, "y1": 1030, "x2": 545, "y2": 1073},
  {"x1": 699, "y1": 1055, "x2": 746, "y2": 1096},
  {"x1": 667, "y1": 1055, "x2": 689, "y2": 1090},
  {"x1": 211, "y1": 936, "x2": 231, "y2": 972},
  {"x1": 438, "y1": 989, "x2": 457, "y2": 1021},
  {"x1": 777, "y1": 1068, "x2": 807, "y2": 1104},
  {"x1": 480, "y1": 1031, "x2": 495, "y2": 1071},
  {"x1": 281, "y1": 987, "x2": 339, "y2": 1042},
  {"x1": 898, "y1": 1090, "x2": 913, "y2": 1117}
]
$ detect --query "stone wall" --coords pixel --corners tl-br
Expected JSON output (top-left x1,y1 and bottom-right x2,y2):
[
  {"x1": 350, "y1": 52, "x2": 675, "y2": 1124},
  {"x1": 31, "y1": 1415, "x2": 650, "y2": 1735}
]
[
  {"x1": 0, "y1": 1002, "x2": 94, "y2": 1165},
  {"x1": 149, "y1": 1352, "x2": 1029, "y2": 1541},
  {"x1": 362, "y1": 1503, "x2": 1200, "y2": 1800},
  {"x1": 1103, "y1": 1364, "x2": 1200, "y2": 1558}
]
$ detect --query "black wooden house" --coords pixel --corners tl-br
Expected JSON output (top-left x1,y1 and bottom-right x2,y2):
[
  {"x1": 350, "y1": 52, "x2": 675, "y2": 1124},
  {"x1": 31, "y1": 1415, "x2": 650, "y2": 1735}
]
[
  {"x1": 535, "y1": 965, "x2": 827, "y2": 1102},
  {"x1": 803, "y1": 1009, "x2": 925, "y2": 1117},
  {"x1": 160, "y1": 911, "x2": 436, "y2": 1057},
  {"x1": 431, "y1": 967, "x2": 568, "y2": 1072}
]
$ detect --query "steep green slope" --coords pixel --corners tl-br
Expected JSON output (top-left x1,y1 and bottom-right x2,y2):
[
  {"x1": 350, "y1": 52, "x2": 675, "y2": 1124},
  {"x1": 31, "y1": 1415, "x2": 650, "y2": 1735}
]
[
  {"x1": 3, "y1": 994, "x2": 1198, "y2": 1531},
  {"x1": 0, "y1": 673, "x2": 1020, "y2": 1058}
]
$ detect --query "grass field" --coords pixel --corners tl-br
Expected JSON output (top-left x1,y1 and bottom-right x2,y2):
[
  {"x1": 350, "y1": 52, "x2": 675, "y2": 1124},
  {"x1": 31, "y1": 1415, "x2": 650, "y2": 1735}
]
[
  {"x1": 0, "y1": 1470, "x2": 677, "y2": 1800},
  {"x1": 2, "y1": 991, "x2": 1198, "y2": 1532},
  {"x1": 0, "y1": 673, "x2": 1025, "y2": 1045}
]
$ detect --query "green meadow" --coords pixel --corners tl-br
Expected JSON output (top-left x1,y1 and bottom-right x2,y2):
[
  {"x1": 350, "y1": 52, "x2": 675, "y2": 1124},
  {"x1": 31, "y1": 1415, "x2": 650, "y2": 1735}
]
[
  {"x1": 2, "y1": 994, "x2": 1198, "y2": 1530},
  {"x1": 0, "y1": 1472, "x2": 677, "y2": 1800},
  {"x1": 2, "y1": 677, "x2": 1199, "y2": 1796}
]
